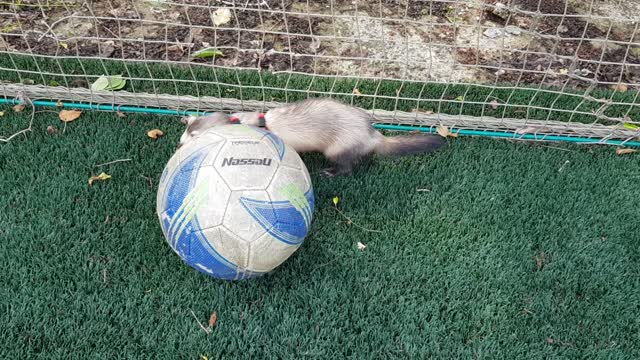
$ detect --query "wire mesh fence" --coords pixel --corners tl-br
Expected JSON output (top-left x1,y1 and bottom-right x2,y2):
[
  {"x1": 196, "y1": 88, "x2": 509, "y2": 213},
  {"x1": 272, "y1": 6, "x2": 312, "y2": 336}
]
[{"x1": 1, "y1": 0, "x2": 640, "y2": 144}]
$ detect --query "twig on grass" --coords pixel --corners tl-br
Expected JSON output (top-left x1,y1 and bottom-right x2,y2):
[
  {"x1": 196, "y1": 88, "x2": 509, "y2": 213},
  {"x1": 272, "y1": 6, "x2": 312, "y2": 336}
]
[
  {"x1": 35, "y1": 110, "x2": 59, "y2": 115},
  {"x1": 314, "y1": 258, "x2": 339, "y2": 270},
  {"x1": 189, "y1": 310, "x2": 211, "y2": 334},
  {"x1": 140, "y1": 174, "x2": 154, "y2": 189},
  {"x1": 0, "y1": 1, "x2": 73, "y2": 7},
  {"x1": 0, "y1": 92, "x2": 35, "y2": 143},
  {"x1": 558, "y1": 160, "x2": 570, "y2": 173},
  {"x1": 95, "y1": 158, "x2": 132, "y2": 167},
  {"x1": 0, "y1": 112, "x2": 34, "y2": 142},
  {"x1": 333, "y1": 204, "x2": 382, "y2": 233}
]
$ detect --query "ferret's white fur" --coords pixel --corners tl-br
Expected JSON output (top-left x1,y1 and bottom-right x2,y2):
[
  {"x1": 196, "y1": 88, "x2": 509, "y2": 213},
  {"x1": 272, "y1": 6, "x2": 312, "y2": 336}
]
[
  {"x1": 177, "y1": 113, "x2": 230, "y2": 149},
  {"x1": 178, "y1": 98, "x2": 445, "y2": 175}
]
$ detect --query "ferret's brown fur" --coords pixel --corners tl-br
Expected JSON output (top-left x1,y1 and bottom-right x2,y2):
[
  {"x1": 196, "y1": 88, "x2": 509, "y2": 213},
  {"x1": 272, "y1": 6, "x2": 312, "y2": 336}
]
[
  {"x1": 178, "y1": 98, "x2": 445, "y2": 176},
  {"x1": 230, "y1": 98, "x2": 446, "y2": 176}
]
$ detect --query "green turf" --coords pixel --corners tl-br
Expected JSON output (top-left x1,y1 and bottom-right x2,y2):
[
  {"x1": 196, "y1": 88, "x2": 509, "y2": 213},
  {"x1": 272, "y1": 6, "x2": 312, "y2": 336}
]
[
  {"x1": 2, "y1": 54, "x2": 640, "y2": 126},
  {"x1": 1, "y1": 105, "x2": 640, "y2": 359}
]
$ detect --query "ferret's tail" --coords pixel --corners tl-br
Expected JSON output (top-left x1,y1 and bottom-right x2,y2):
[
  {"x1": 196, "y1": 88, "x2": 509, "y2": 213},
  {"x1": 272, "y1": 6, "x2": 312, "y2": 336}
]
[{"x1": 373, "y1": 132, "x2": 446, "y2": 157}]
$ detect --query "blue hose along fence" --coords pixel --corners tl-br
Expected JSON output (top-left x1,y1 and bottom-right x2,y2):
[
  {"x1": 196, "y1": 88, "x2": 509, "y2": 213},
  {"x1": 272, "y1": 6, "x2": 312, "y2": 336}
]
[{"x1": 1, "y1": 98, "x2": 639, "y2": 148}]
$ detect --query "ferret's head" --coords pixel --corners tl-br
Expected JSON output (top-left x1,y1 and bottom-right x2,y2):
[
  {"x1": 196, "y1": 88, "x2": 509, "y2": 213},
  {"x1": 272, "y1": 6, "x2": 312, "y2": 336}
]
[
  {"x1": 229, "y1": 112, "x2": 264, "y2": 127},
  {"x1": 177, "y1": 112, "x2": 231, "y2": 149}
]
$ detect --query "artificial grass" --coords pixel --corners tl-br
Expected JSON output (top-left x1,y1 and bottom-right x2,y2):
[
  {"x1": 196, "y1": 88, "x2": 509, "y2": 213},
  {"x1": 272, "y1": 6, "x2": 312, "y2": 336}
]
[
  {"x1": 1, "y1": 106, "x2": 639, "y2": 359},
  {"x1": 2, "y1": 54, "x2": 640, "y2": 126}
]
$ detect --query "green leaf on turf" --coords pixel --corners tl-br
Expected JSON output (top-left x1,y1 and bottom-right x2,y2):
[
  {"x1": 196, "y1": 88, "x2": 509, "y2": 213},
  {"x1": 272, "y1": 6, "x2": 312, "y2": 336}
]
[
  {"x1": 623, "y1": 122, "x2": 639, "y2": 130},
  {"x1": 192, "y1": 48, "x2": 224, "y2": 59},
  {"x1": 90, "y1": 76, "x2": 110, "y2": 91},
  {"x1": 333, "y1": 196, "x2": 339, "y2": 206},
  {"x1": 91, "y1": 75, "x2": 127, "y2": 91}
]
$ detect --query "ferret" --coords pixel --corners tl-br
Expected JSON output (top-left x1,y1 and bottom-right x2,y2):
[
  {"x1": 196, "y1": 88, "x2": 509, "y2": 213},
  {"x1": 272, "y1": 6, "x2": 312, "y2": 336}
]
[
  {"x1": 229, "y1": 98, "x2": 446, "y2": 176},
  {"x1": 178, "y1": 98, "x2": 446, "y2": 176},
  {"x1": 177, "y1": 112, "x2": 230, "y2": 149}
]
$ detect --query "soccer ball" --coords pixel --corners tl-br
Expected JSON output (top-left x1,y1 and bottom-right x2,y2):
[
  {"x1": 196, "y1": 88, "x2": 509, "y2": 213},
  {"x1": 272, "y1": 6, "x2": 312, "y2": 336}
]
[{"x1": 156, "y1": 124, "x2": 315, "y2": 280}]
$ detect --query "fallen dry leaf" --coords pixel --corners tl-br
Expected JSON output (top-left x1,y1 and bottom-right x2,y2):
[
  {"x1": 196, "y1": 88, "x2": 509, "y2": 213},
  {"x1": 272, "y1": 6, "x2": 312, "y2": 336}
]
[
  {"x1": 616, "y1": 148, "x2": 638, "y2": 155},
  {"x1": 208, "y1": 312, "x2": 218, "y2": 328},
  {"x1": 357, "y1": 242, "x2": 366, "y2": 250},
  {"x1": 116, "y1": 111, "x2": 126, "y2": 118},
  {"x1": 13, "y1": 104, "x2": 25, "y2": 112},
  {"x1": 352, "y1": 88, "x2": 362, "y2": 96},
  {"x1": 147, "y1": 129, "x2": 164, "y2": 140},
  {"x1": 166, "y1": 44, "x2": 186, "y2": 54},
  {"x1": 610, "y1": 84, "x2": 628, "y2": 92},
  {"x1": 88, "y1": 172, "x2": 112, "y2": 186},
  {"x1": 436, "y1": 125, "x2": 458, "y2": 138},
  {"x1": 309, "y1": 36, "x2": 321, "y2": 52},
  {"x1": 489, "y1": 100, "x2": 499, "y2": 109},
  {"x1": 0, "y1": 111, "x2": 4, "y2": 117},
  {"x1": 46, "y1": 125, "x2": 58, "y2": 134},
  {"x1": 56, "y1": 100, "x2": 64, "y2": 107},
  {"x1": 212, "y1": 7, "x2": 232, "y2": 26},
  {"x1": 547, "y1": 337, "x2": 554, "y2": 344},
  {"x1": 90, "y1": 172, "x2": 112, "y2": 185},
  {"x1": 59, "y1": 110, "x2": 82, "y2": 123}
]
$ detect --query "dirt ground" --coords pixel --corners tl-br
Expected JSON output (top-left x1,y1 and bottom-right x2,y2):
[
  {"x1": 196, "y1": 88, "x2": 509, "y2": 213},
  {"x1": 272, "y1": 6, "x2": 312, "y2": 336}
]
[{"x1": 1, "y1": 0, "x2": 639, "y2": 89}]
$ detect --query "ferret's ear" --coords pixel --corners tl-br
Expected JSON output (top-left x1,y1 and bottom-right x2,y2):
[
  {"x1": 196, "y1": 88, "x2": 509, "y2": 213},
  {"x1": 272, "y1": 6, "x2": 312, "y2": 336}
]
[{"x1": 181, "y1": 115, "x2": 200, "y2": 125}]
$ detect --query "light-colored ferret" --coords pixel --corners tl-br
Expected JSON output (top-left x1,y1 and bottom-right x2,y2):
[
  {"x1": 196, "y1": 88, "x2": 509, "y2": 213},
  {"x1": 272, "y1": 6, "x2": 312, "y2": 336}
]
[
  {"x1": 178, "y1": 112, "x2": 230, "y2": 148},
  {"x1": 178, "y1": 98, "x2": 446, "y2": 176}
]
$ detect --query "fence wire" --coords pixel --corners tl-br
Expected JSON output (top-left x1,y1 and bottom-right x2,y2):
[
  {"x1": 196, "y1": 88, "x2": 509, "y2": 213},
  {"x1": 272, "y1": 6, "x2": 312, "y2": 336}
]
[{"x1": 1, "y1": 0, "x2": 639, "y2": 143}]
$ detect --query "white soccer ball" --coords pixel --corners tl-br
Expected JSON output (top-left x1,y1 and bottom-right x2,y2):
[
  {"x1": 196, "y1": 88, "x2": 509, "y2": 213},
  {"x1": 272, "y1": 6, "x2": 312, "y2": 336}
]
[{"x1": 156, "y1": 124, "x2": 315, "y2": 280}]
